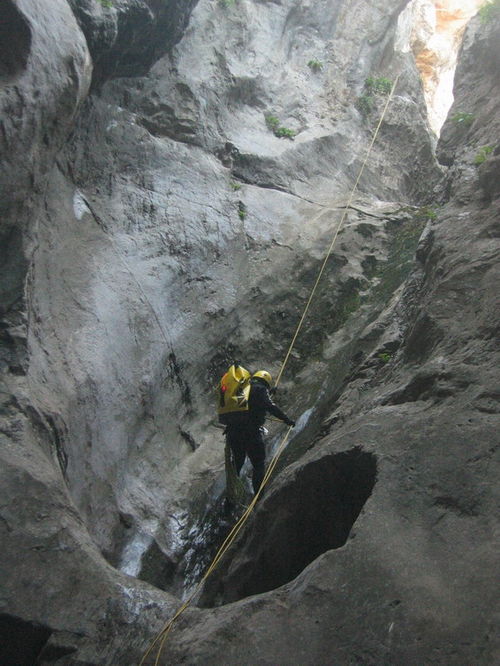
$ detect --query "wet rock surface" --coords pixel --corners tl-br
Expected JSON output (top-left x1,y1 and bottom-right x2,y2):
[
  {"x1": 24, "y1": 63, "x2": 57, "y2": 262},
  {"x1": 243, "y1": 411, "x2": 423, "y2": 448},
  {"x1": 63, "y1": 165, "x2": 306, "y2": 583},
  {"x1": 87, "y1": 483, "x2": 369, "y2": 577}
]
[{"x1": 0, "y1": 0, "x2": 498, "y2": 664}]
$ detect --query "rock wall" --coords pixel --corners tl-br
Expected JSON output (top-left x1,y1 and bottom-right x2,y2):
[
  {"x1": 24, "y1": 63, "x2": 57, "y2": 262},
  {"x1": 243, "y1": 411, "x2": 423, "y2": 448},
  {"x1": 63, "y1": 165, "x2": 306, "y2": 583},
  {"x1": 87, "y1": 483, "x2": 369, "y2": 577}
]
[
  {"x1": 166, "y1": 9, "x2": 500, "y2": 665},
  {"x1": 0, "y1": 0, "x2": 498, "y2": 664}
]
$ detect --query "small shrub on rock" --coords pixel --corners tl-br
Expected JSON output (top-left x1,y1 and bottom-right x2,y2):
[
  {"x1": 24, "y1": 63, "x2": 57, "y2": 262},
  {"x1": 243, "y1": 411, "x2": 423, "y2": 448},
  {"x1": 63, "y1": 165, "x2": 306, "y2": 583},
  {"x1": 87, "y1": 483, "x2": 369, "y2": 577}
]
[
  {"x1": 365, "y1": 76, "x2": 392, "y2": 95},
  {"x1": 265, "y1": 115, "x2": 280, "y2": 132},
  {"x1": 356, "y1": 95, "x2": 373, "y2": 117},
  {"x1": 356, "y1": 76, "x2": 392, "y2": 118},
  {"x1": 274, "y1": 126, "x2": 295, "y2": 139},
  {"x1": 265, "y1": 114, "x2": 296, "y2": 140},
  {"x1": 474, "y1": 145, "x2": 494, "y2": 165},
  {"x1": 307, "y1": 59, "x2": 323, "y2": 72},
  {"x1": 96, "y1": 0, "x2": 113, "y2": 7}
]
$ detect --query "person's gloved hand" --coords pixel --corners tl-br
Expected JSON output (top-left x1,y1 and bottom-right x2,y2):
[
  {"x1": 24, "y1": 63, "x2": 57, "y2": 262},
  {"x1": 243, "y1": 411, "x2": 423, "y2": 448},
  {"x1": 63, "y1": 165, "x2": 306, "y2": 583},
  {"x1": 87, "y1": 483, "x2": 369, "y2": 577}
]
[{"x1": 285, "y1": 418, "x2": 296, "y2": 427}]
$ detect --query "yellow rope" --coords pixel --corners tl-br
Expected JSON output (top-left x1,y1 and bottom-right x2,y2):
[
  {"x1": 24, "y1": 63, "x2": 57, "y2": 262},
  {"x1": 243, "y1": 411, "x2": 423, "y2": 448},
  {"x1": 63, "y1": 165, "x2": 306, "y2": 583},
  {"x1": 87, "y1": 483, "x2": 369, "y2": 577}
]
[
  {"x1": 275, "y1": 73, "x2": 400, "y2": 386},
  {"x1": 139, "y1": 426, "x2": 293, "y2": 666},
  {"x1": 139, "y1": 73, "x2": 400, "y2": 665}
]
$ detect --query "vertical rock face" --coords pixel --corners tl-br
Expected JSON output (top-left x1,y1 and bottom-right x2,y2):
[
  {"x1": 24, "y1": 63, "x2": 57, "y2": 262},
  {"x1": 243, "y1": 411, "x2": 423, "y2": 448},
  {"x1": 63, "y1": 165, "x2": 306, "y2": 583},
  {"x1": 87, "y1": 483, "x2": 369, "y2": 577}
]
[
  {"x1": 0, "y1": 1, "x2": 497, "y2": 665},
  {"x1": 167, "y1": 9, "x2": 500, "y2": 665},
  {"x1": 17, "y1": 0, "x2": 438, "y2": 570}
]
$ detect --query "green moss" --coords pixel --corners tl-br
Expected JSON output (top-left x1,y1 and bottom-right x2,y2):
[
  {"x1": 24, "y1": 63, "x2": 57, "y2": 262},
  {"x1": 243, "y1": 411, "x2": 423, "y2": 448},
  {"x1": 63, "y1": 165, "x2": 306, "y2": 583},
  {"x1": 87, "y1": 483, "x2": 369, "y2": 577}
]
[
  {"x1": 474, "y1": 145, "x2": 494, "y2": 165},
  {"x1": 415, "y1": 205, "x2": 438, "y2": 221},
  {"x1": 451, "y1": 112, "x2": 475, "y2": 127},
  {"x1": 356, "y1": 95, "x2": 374, "y2": 117},
  {"x1": 268, "y1": 212, "x2": 429, "y2": 473},
  {"x1": 230, "y1": 180, "x2": 242, "y2": 191},
  {"x1": 371, "y1": 214, "x2": 427, "y2": 304},
  {"x1": 334, "y1": 289, "x2": 361, "y2": 329},
  {"x1": 479, "y1": 0, "x2": 500, "y2": 23}
]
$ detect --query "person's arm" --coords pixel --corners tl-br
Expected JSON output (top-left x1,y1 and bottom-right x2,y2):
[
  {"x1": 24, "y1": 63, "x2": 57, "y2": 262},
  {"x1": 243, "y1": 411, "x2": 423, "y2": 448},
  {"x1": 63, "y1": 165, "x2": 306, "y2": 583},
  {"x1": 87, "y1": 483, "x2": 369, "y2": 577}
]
[{"x1": 260, "y1": 386, "x2": 295, "y2": 426}]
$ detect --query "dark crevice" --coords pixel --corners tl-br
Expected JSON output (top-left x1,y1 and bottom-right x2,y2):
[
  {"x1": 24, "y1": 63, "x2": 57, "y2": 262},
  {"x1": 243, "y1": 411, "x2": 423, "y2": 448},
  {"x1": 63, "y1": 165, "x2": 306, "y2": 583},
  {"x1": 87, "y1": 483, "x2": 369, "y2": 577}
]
[
  {"x1": 137, "y1": 540, "x2": 176, "y2": 591},
  {"x1": 164, "y1": 352, "x2": 192, "y2": 408},
  {"x1": 179, "y1": 427, "x2": 198, "y2": 451},
  {"x1": 0, "y1": 1, "x2": 31, "y2": 82},
  {"x1": 200, "y1": 447, "x2": 377, "y2": 606},
  {"x1": 0, "y1": 613, "x2": 51, "y2": 666}
]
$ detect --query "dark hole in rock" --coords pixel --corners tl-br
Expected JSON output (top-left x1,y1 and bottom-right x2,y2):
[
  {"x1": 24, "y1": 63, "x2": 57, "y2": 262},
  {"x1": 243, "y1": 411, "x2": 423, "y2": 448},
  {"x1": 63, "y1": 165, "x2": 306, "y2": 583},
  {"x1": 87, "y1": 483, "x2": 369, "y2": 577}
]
[
  {"x1": 0, "y1": 225, "x2": 28, "y2": 313},
  {"x1": 200, "y1": 447, "x2": 377, "y2": 606},
  {"x1": 138, "y1": 539, "x2": 176, "y2": 591},
  {"x1": 0, "y1": 1, "x2": 31, "y2": 80},
  {"x1": 0, "y1": 613, "x2": 51, "y2": 666}
]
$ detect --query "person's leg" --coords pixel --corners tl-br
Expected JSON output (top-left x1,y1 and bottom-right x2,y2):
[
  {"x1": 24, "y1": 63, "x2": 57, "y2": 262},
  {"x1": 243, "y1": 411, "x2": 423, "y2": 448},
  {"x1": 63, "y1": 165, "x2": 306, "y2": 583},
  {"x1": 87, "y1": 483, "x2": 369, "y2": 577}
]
[
  {"x1": 226, "y1": 427, "x2": 246, "y2": 475},
  {"x1": 246, "y1": 427, "x2": 266, "y2": 494}
]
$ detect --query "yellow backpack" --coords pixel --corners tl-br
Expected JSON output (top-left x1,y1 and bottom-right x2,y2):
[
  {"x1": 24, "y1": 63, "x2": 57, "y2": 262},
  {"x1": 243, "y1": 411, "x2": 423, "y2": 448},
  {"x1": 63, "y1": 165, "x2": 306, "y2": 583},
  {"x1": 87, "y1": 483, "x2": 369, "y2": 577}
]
[{"x1": 217, "y1": 363, "x2": 251, "y2": 425}]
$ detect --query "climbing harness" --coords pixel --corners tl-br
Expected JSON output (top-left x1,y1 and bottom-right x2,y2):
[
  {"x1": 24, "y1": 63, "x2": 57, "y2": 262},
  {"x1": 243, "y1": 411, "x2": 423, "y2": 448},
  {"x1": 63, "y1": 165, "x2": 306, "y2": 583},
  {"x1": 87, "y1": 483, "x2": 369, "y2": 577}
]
[{"x1": 139, "y1": 73, "x2": 401, "y2": 665}]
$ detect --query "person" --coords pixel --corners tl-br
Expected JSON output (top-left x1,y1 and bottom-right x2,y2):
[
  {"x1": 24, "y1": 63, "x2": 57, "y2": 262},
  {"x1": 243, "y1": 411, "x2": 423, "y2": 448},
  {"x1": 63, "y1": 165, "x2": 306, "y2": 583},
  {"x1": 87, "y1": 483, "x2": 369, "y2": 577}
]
[{"x1": 225, "y1": 370, "x2": 295, "y2": 495}]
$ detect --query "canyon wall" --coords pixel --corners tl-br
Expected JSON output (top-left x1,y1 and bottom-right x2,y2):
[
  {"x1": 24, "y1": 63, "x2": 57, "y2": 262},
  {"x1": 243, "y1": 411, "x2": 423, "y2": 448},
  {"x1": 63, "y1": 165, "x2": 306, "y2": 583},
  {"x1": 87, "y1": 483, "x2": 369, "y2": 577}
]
[{"x1": 0, "y1": 0, "x2": 498, "y2": 664}]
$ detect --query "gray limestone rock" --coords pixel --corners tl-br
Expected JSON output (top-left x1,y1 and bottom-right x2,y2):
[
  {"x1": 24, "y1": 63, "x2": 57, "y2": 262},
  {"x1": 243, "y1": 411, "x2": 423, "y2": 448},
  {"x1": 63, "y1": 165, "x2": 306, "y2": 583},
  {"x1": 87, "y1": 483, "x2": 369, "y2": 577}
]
[
  {"x1": 67, "y1": 0, "x2": 199, "y2": 85},
  {"x1": 0, "y1": 0, "x2": 498, "y2": 664}
]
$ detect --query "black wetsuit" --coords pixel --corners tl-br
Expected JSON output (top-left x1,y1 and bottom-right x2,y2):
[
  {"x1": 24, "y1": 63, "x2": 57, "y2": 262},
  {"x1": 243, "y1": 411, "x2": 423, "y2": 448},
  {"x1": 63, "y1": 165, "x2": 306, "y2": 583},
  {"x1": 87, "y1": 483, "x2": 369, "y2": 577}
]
[{"x1": 226, "y1": 378, "x2": 292, "y2": 494}]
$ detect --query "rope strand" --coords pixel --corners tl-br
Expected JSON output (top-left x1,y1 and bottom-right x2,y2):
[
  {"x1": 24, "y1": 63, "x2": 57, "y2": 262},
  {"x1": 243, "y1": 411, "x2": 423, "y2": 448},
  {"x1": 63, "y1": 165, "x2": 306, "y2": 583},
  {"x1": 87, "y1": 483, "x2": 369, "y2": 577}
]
[{"x1": 275, "y1": 73, "x2": 400, "y2": 386}]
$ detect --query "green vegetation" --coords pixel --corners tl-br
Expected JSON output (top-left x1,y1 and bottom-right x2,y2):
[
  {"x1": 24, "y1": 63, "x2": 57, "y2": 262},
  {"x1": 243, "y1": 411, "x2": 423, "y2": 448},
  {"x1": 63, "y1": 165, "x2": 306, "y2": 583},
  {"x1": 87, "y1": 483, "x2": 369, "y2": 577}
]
[
  {"x1": 356, "y1": 77, "x2": 392, "y2": 118},
  {"x1": 238, "y1": 202, "x2": 246, "y2": 220},
  {"x1": 474, "y1": 145, "x2": 494, "y2": 165},
  {"x1": 378, "y1": 352, "x2": 392, "y2": 363},
  {"x1": 265, "y1": 114, "x2": 296, "y2": 139},
  {"x1": 479, "y1": 0, "x2": 500, "y2": 23},
  {"x1": 356, "y1": 95, "x2": 374, "y2": 117},
  {"x1": 219, "y1": 0, "x2": 236, "y2": 7},
  {"x1": 415, "y1": 205, "x2": 438, "y2": 221},
  {"x1": 307, "y1": 59, "x2": 323, "y2": 72},
  {"x1": 365, "y1": 76, "x2": 393, "y2": 95},
  {"x1": 265, "y1": 115, "x2": 280, "y2": 131},
  {"x1": 96, "y1": 0, "x2": 113, "y2": 7},
  {"x1": 451, "y1": 111, "x2": 475, "y2": 127},
  {"x1": 274, "y1": 126, "x2": 295, "y2": 139},
  {"x1": 230, "y1": 180, "x2": 241, "y2": 191},
  {"x1": 371, "y1": 214, "x2": 428, "y2": 304},
  {"x1": 336, "y1": 291, "x2": 361, "y2": 326}
]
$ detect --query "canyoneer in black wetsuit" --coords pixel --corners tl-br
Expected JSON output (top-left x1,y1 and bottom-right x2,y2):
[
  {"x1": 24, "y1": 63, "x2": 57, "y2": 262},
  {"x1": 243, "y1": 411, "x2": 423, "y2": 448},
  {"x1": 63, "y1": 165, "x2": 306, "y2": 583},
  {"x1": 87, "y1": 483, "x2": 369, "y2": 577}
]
[{"x1": 225, "y1": 370, "x2": 295, "y2": 495}]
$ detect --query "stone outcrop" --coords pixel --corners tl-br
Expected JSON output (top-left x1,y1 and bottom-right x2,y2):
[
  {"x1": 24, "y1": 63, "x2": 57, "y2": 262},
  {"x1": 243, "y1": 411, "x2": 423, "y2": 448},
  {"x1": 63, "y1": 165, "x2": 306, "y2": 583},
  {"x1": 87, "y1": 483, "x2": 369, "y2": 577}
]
[{"x1": 0, "y1": 0, "x2": 498, "y2": 664}]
